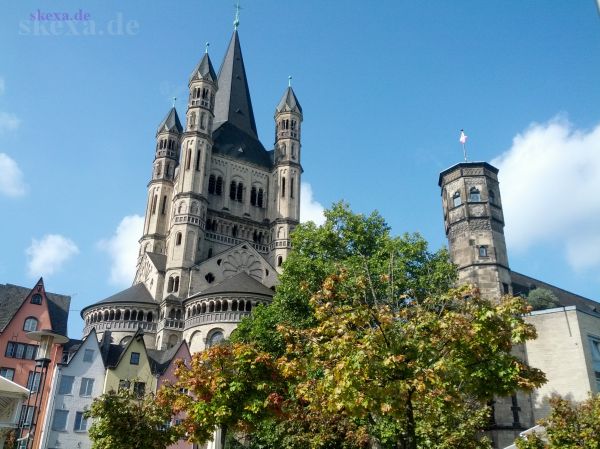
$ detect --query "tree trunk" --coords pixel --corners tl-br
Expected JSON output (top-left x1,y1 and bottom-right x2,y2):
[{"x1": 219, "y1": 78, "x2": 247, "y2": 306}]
[{"x1": 400, "y1": 387, "x2": 417, "y2": 449}]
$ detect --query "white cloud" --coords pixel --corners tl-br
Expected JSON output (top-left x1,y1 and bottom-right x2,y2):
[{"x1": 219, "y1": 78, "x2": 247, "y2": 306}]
[
  {"x1": 0, "y1": 112, "x2": 20, "y2": 133},
  {"x1": 0, "y1": 153, "x2": 27, "y2": 197},
  {"x1": 26, "y1": 234, "x2": 79, "y2": 278},
  {"x1": 493, "y1": 117, "x2": 600, "y2": 272},
  {"x1": 97, "y1": 215, "x2": 144, "y2": 287},
  {"x1": 300, "y1": 182, "x2": 325, "y2": 226}
]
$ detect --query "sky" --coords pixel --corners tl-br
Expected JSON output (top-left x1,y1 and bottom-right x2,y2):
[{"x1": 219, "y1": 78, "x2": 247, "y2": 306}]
[{"x1": 1, "y1": 0, "x2": 600, "y2": 338}]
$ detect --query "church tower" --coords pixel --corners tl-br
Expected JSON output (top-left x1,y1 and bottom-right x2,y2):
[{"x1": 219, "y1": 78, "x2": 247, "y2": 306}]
[
  {"x1": 271, "y1": 84, "x2": 303, "y2": 270},
  {"x1": 138, "y1": 108, "x2": 182, "y2": 263},
  {"x1": 438, "y1": 162, "x2": 511, "y2": 299},
  {"x1": 164, "y1": 50, "x2": 218, "y2": 300}
]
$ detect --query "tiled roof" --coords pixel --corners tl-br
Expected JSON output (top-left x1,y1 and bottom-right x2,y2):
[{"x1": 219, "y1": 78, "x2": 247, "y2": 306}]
[{"x1": 81, "y1": 283, "x2": 155, "y2": 317}]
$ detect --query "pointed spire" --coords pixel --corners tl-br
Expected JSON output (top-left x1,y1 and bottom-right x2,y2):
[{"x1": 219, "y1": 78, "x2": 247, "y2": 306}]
[
  {"x1": 276, "y1": 85, "x2": 302, "y2": 114},
  {"x1": 189, "y1": 51, "x2": 217, "y2": 84},
  {"x1": 213, "y1": 30, "x2": 258, "y2": 138},
  {"x1": 156, "y1": 107, "x2": 183, "y2": 135}
]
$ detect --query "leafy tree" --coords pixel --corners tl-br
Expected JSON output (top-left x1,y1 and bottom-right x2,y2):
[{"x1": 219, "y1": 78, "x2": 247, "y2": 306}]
[
  {"x1": 526, "y1": 288, "x2": 560, "y2": 311},
  {"x1": 86, "y1": 388, "x2": 183, "y2": 449},
  {"x1": 160, "y1": 203, "x2": 546, "y2": 449},
  {"x1": 516, "y1": 394, "x2": 600, "y2": 449}
]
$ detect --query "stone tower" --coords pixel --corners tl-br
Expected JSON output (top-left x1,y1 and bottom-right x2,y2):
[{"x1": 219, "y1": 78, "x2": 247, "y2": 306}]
[
  {"x1": 271, "y1": 85, "x2": 303, "y2": 270},
  {"x1": 438, "y1": 162, "x2": 511, "y2": 299}
]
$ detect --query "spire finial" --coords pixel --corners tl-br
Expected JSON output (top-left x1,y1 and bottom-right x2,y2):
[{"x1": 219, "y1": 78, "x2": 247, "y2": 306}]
[
  {"x1": 172, "y1": 97, "x2": 177, "y2": 108},
  {"x1": 288, "y1": 75, "x2": 292, "y2": 87},
  {"x1": 205, "y1": 42, "x2": 210, "y2": 54},
  {"x1": 233, "y1": 1, "x2": 241, "y2": 30}
]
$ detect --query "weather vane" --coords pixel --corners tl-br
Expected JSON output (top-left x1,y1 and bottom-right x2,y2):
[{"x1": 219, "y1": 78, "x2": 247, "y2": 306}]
[{"x1": 233, "y1": 1, "x2": 242, "y2": 30}]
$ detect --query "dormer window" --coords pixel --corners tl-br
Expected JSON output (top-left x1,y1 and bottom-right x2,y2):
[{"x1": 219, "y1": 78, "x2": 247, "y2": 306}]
[
  {"x1": 469, "y1": 187, "x2": 481, "y2": 202},
  {"x1": 452, "y1": 191, "x2": 461, "y2": 207}
]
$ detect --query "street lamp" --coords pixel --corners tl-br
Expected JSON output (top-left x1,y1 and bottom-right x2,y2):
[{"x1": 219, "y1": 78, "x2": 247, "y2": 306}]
[{"x1": 17, "y1": 329, "x2": 68, "y2": 449}]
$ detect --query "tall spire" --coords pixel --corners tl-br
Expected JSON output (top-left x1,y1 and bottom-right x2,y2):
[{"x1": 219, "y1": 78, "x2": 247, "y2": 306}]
[{"x1": 213, "y1": 30, "x2": 258, "y2": 138}]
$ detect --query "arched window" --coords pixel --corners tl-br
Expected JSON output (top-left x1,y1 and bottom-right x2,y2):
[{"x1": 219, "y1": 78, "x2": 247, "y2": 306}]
[
  {"x1": 232, "y1": 226, "x2": 238, "y2": 238},
  {"x1": 215, "y1": 301, "x2": 221, "y2": 312},
  {"x1": 176, "y1": 232, "x2": 182, "y2": 246},
  {"x1": 236, "y1": 183, "x2": 243, "y2": 202},
  {"x1": 115, "y1": 310, "x2": 122, "y2": 320},
  {"x1": 208, "y1": 175, "x2": 216, "y2": 194},
  {"x1": 103, "y1": 311, "x2": 109, "y2": 321},
  {"x1": 167, "y1": 277, "x2": 174, "y2": 293},
  {"x1": 109, "y1": 310, "x2": 115, "y2": 320},
  {"x1": 23, "y1": 317, "x2": 38, "y2": 332},
  {"x1": 201, "y1": 303, "x2": 206, "y2": 314},
  {"x1": 230, "y1": 181, "x2": 237, "y2": 200},
  {"x1": 200, "y1": 113, "x2": 206, "y2": 130},
  {"x1": 216, "y1": 177, "x2": 223, "y2": 195},
  {"x1": 469, "y1": 187, "x2": 481, "y2": 202},
  {"x1": 452, "y1": 191, "x2": 462, "y2": 207},
  {"x1": 161, "y1": 195, "x2": 167, "y2": 215},
  {"x1": 175, "y1": 309, "x2": 181, "y2": 320},
  {"x1": 169, "y1": 309, "x2": 175, "y2": 319},
  {"x1": 208, "y1": 330, "x2": 224, "y2": 348},
  {"x1": 257, "y1": 189, "x2": 264, "y2": 207},
  {"x1": 290, "y1": 178, "x2": 294, "y2": 198},
  {"x1": 130, "y1": 310, "x2": 137, "y2": 321},
  {"x1": 250, "y1": 187, "x2": 257, "y2": 206},
  {"x1": 281, "y1": 177, "x2": 286, "y2": 197},
  {"x1": 277, "y1": 255, "x2": 283, "y2": 267},
  {"x1": 232, "y1": 300, "x2": 238, "y2": 311},
  {"x1": 488, "y1": 189, "x2": 496, "y2": 205},
  {"x1": 222, "y1": 301, "x2": 228, "y2": 312},
  {"x1": 246, "y1": 301, "x2": 252, "y2": 312},
  {"x1": 196, "y1": 150, "x2": 201, "y2": 171},
  {"x1": 174, "y1": 277, "x2": 180, "y2": 292},
  {"x1": 124, "y1": 310, "x2": 130, "y2": 321},
  {"x1": 151, "y1": 195, "x2": 157, "y2": 215},
  {"x1": 185, "y1": 148, "x2": 192, "y2": 170},
  {"x1": 137, "y1": 311, "x2": 144, "y2": 321},
  {"x1": 209, "y1": 302, "x2": 215, "y2": 313}
]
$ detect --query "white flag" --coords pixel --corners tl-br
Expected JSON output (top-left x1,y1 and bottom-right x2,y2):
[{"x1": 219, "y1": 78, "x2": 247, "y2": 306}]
[{"x1": 459, "y1": 130, "x2": 468, "y2": 145}]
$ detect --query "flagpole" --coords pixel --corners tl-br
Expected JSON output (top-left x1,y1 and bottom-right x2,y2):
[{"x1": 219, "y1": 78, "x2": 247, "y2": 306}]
[{"x1": 463, "y1": 142, "x2": 467, "y2": 162}]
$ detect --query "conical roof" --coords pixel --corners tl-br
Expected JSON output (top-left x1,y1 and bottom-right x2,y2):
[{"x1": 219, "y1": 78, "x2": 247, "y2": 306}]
[
  {"x1": 156, "y1": 107, "x2": 183, "y2": 135},
  {"x1": 276, "y1": 86, "x2": 302, "y2": 114},
  {"x1": 191, "y1": 272, "x2": 274, "y2": 299},
  {"x1": 189, "y1": 52, "x2": 217, "y2": 84}
]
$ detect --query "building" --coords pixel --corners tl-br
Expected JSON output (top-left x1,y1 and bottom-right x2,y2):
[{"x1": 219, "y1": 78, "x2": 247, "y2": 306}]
[
  {"x1": 0, "y1": 279, "x2": 70, "y2": 449},
  {"x1": 0, "y1": 376, "x2": 30, "y2": 449},
  {"x1": 439, "y1": 161, "x2": 600, "y2": 448},
  {"x1": 80, "y1": 26, "x2": 291, "y2": 352}
]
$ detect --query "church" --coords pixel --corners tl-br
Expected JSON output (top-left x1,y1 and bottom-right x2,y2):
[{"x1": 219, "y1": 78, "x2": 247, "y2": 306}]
[{"x1": 80, "y1": 26, "x2": 301, "y2": 354}]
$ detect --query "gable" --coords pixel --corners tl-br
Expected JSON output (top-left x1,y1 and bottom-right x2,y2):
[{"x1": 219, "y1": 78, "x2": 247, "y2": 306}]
[
  {"x1": 189, "y1": 243, "x2": 278, "y2": 295},
  {"x1": 133, "y1": 252, "x2": 166, "y2": 300}
]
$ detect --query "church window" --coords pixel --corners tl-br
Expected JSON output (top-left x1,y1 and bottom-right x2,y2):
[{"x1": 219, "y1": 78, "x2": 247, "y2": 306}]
[
  {"x1": 258, "y1": 232, "x2": 263, "y2": 244},
  {"x1": 277, "y1": 255, "x2": 283, "y2": 267},
  {"x1": 489, "y1": 189, "x2": 496, "y2": 204},
  {"x1": 185, "y1": 148, "x2": 192, "y2": 170},
  {"x1": 202, "y1": 88, "x2": 208, "y2": 99},
  {"x1": 216, "y1": 176, "x2": 223, "y2": 195},
  {"x1": 196, "y1": 149, "x2": 201, "y2": 171},
  {"x1": 257, "y1": 188, "x2": 264, "y2": 207},
  {"x1": 281, "y1": 177, "x2": 286, "y2": 197},
  {"x1": 253, "y1": 230, "x2": 258, "y2": 242},
  {"x1": 230, "y1": 181, "x2": 237, "y2": 200},
  {"x1": 169, "y1": 309, "x2": 175, "y2": 319},
  {"x1": 200, "y1": 113, "x2": 206, "y2": 130},
  {"x1": 176, "y1": 232, "x2": 182, "y2": 245},
  {"x1": 222, "y1": 301, "x2": 228, "y2": 312},
  {"x1": 207, "y1": 248, "x2": 213, "y2": 258},
  {"x1": 151, "y1": 195, "x2": 158, "y2": 215},
  {"x1": 215, "y1": 301, "x2": 221, "y2": 312},
  {"x1": 189, "y1": 112, "x2": 196, "y2": 129},
  {"x1": 232, "y1": 300, "x2": 238, "y2": 311},
  {"x1": 290, "y1": 178, "x2": 295, "y2": 198},
  {"x1": 205, "y1": 273, "x2": 215, "y2": 283},
  {"x1": 167, "y1": 277, "x2": 174, "y2": 293},
  {"x1": 232, "y1": 226, "x2": 238, "y2": 238},
  {"x1": 147, "y1": 312, "x2": 153, "y2": 322},
  {"x1": 291, "y1": 144, "x2": 296, "y2": 159},
  {"x1": 109, "y1": 310, "x2": 115, "y2": 320},
  {"x1": 208, "y1": 330, "x2": 224, "y2": 347},
  {"x1": 236, "y1": 183, "x2": 244, "y2": 202},
  {"x1": 280, "y1": 143, "x2": 286, "y2": 157},
  {"x1": 208, "y1": 302, "x2": 215, "y2": 313},
  {"x1": 103, "y1": 311, "x2": 109, "y2": 321},
  {"x1": 208, "y1": 175, "x2": 216, "y2": 194},
  {"x1": 452, "y1": 191, "x2": 462, "y2": 207},
  {"x1": 479, "y1": 246, "x2": 488, "y2": 257},
  {"x1": 23, "y1": 317, "x2": 38, "y2": 332},
  {"x1": 201, "y1": 303, "x2": 206, "y2": 313},
  {"x1": 161, "y1": 195, "x2": 167, "y2": 215},
  {"x1": 469, "y1": 187, "x2": 481, "y2": 202},
  {"x1": 246, "y1": 301, "x2": 252, "y2": 312},
  {"x1": 174, "y1": 277, "x2": 180, "y2": 292},
  {"x1": 250, "y1": 187, "x2": 257, "y2": 206},
  {"x1": 291, "y1": 120, "x2": 296, "y2": 130},
  {"x1": 115, "y1": 310, "x2": 121, "y2": 320},
  {"x1": 137, "y1": 311, "x2": 145, "y2": 321},
  {"x1": 124, "y1": 310, "x2": 130, "y2": 320}
]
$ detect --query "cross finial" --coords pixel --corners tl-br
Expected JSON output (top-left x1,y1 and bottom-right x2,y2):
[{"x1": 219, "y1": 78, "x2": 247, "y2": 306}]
[
  {"x1": 288, "y1": 75, "x2": 292, "y2": 87},
  {"x1": 205, "y1": 42, "x2": 210, "y2": 54},
  {"x1": 233, "y1": 1, "x2": 241, "y2": 30},
  {"x1": 172, "y1": 97, "x2": 177, "y2": 107}
]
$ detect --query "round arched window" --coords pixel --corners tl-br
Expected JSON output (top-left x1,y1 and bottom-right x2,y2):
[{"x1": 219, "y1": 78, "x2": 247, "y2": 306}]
[
  {"x1": 208, "y1": 330, "x2": 224, "y2": 348},
  {"x1": 23, "y1": 317, "x2": 38, "y2": 332}
]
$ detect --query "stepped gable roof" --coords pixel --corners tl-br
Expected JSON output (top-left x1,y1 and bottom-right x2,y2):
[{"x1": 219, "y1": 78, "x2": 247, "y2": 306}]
[
  {"x1": 511, "y1": 271, "x2": 600, "y2": 313},
  {"x1": 146, "y1": 252, "x2": 167, "y2": 272},
  {"x1": 0, "y1": 281, "x2": 70, "y2": 336},
  {"x1": 156, "y1": 107, "x2": 183, "y2": 135},
  {"x1": 191, "y1": 272, "x2": 274, "y2": 299},
  {"x1": 81, "y1": 283, "x2": 155, "y2": 317}
]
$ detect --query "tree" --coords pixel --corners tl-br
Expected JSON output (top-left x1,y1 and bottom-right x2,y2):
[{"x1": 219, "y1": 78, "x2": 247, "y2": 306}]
[
  {"x1": 516, "y1": 394, "x2": 600, "y2": 449},
  {"x1": 526, "y1": 289, "x2": 560, "y2": 311},
  {"x1": 86, "y1": 388, "x2": 183, "y2": 449},
  {"x1": 160, "y1": 203, "x2": 546, "y2": 449}
]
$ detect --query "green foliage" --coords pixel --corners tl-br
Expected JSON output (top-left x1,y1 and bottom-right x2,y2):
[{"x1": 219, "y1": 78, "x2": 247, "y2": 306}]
[
  {"x1": 526, "y1": 288, "x2": 560, "y2": 311},
  {"x1": 516, "y1": 394, "x2": 600, "y2": 449},
  {"x1": 163, "y1": 203, "x2": 546, "y2": 449},
  {"x1": 86, "y1": 388, "x2": 183, "y2": 449}
]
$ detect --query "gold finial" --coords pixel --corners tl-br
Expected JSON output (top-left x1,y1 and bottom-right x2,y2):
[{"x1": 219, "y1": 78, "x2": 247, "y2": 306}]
[
  {"x1": 288, "y1": 75, "x2": 292, "y2": 87},
  {"x1": 233, "y1": 1, "x2": 242, "y2": 30},
  {"x1": 205, "y1": 42, "x2": 210, "y2": 54}
]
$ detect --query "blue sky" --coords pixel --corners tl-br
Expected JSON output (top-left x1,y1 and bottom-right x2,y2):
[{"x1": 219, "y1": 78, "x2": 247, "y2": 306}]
[{"x1": 1, "y1": 0, "x2": 600, "y2": 338}]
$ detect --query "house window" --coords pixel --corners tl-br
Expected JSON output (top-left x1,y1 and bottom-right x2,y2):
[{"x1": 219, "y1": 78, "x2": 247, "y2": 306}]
[
  {"x1": 52, "y1": 409, "x2": 69, "y2": 431},
  {"x1": 27, "y1": 371, "x2": 41, "y2": 392},
  {"x1": 589, "y1": 337, "x2": 600, "y2": 391},
  {"x1": 469, "y1": 187, "x2": 481, "y2": 202},
  {"x1": 5, "y1": 342, "x2": 37, "y2": 360},
  {"x1": 58, "y1": 375, "x2": 75, "y2": 395},
  {"x1": 452, "y1": 191, "x2": 461, "y2": 207},
  {"x1": 0, "y1": 367, "x2": 15, "y2": 381},
  {"x1": 23, "y1": 317, "x2": 38, "y2": 332},
  {"x1": 133, "y1": 381, "x2": 146, "y2": 398},
  {"x1": 74, "y1": 411, "x2": 88, "y2": 432},
  {"x1": 130, "y1": 352, "x2": 140, "y2": 365},
  {"x1": 80, "y1": 377, "x2": 94, "y2": 396},
  {"x1": 118, "y1": 379, "x2": 131, "y2": 391},
  {"x1": 31, "y1": 294, "x2": 42, "y2": 305},
  {"x1": 19, "y1": 405, "x2": 35, "y2": 427},
  {"x1": 479, "y1": 246, "x2": 488, "y2": 257},
  {"x1": 83, "y1": 349, "x2": 94, "y2": 363}
]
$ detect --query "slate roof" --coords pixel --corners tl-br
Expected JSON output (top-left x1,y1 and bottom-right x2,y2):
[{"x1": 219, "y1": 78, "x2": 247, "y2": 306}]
[
  {"x1": 0, "y1": 282, "x2": 71, "y2": 336},
  {"x1": 191, "y1": 272, "x2": 274, "y2": 299},
  {"x1": 147, "y1": 252, "x2": 167, "y2": 272},
  {"x1": 512, "y1": 271, "x2": 600, "y2": 313},
  {"x1": 81, "y1": 283, "x2": 155, "y2": 317},
  {"x1": 276, "y1": 86, "x2": 302, "y2": 114},
  {"x1": 156, "y1": 107, "x2": 183, "y2": 135},
  {"x1": 189, "y1": 52, "x2": 217, "y2": 83},
  {"x1": 147, "y1": 340, "x2": 189, "y2": 375},
  {"x1": 212, "y1": 121, "x2": 272, "y2": 168}
]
